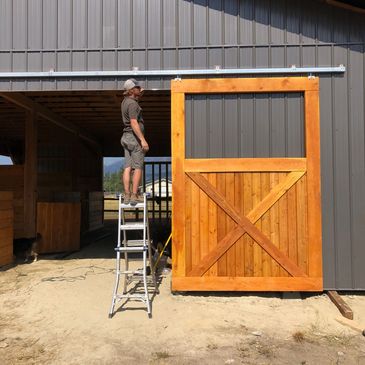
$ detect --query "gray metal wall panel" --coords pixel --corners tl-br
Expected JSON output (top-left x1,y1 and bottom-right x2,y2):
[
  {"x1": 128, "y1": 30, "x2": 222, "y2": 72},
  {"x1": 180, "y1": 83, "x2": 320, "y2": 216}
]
[
  {"x1": 73, "y1": 0, "x2": 87, "y2": 48},
  {"x1": 185, "y1": 94, "x2": 304, "y2": 159},
  {"x1": 348, "y1": 45, "x2": 365, "y2": 289},
  {"x1": 13, "y1": 0, "x2": 27, "y2": 49},
  {"x1": 103, "y1": 0, "x2": 117, "y2": 48},
  {"x1": 133, "y1": 0, "x2": 146, "y2": 48},
  {"x1": 208, "y1": 0, "x2": 222, "y2": 45},
  {"x1": 163, "y1": 0, "x2": 177, "y2": 47},
  {"x1": 148, "y1": 0, "x2": 161, "y2": 48},
  {"x1": 58, "y1": 0, "x2": 72, "y2": 49},
  {"x1": 0, "y1": 0, "x2": 364, "y2": 290},
  {"x1": 118, "y1": 0, "x2": 131, "y2": 48},
  {"x1": 0, "y1": 0, "x2": 12, "y2": 49},
  {"x1": 28, "y1": 0, "x2": 42, "y2": 49}
]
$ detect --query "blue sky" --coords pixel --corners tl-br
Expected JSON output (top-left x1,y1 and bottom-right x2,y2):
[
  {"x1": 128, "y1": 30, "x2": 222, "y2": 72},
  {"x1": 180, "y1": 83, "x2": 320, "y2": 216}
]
[{"x1": 0, "y1": 155, "x2": 12, "y2": 165}]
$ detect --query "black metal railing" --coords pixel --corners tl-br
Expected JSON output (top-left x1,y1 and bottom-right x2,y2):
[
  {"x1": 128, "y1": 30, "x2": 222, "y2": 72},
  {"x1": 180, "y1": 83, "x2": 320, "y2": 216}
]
[
  {"x1": 143, "y1": 160, "x2": 171, "y2": 221},
  {"x1": 103, "y1": 160, "x2": 171, "y2": 222}
]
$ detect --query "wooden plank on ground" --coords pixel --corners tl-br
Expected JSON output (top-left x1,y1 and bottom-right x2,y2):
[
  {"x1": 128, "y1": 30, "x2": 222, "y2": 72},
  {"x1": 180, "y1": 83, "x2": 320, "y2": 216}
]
[{"x1": 327, "y1": 291, "x2": 354, "y2": 320}]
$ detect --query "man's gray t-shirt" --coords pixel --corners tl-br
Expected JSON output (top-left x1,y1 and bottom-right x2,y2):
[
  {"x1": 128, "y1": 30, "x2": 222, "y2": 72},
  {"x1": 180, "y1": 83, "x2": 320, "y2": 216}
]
[{"x1": 121, "y1": 97, "x2": 144, "y2": 134}]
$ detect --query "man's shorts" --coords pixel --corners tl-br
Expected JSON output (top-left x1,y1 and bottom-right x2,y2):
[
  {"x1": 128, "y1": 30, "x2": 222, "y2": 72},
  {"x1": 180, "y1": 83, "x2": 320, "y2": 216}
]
[{"x1": 121, "y1": 132, "x2": 144, "y2": 169}]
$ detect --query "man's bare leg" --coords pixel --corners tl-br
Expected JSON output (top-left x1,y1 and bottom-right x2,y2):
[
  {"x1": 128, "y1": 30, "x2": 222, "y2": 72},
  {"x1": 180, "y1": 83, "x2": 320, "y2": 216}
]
[
  {"x1": 123, "y1": 167, "x2": 132, "y2": 193},
  {"x1": 132, "y1": 168, "x2": 142, "y2": 194}
]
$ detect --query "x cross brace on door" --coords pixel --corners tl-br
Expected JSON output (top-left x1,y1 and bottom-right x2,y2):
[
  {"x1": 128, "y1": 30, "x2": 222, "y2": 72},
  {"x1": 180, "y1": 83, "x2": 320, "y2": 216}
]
[{"x1": 186, "y1": 171, "x2": 307, "y2": 277}]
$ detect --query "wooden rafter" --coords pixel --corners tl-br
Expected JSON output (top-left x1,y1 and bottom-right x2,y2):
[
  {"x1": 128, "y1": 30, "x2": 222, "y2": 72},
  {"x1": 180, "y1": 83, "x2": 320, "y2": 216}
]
[{"x1": 0, "y1": 92, "x2": 101, "y2": 151}]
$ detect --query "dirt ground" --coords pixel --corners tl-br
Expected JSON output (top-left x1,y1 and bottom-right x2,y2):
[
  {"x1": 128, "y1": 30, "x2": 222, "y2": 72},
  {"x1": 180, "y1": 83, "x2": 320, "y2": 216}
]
[{"x1": 1, "y1": 229, "x2": 365, "y2": 365}]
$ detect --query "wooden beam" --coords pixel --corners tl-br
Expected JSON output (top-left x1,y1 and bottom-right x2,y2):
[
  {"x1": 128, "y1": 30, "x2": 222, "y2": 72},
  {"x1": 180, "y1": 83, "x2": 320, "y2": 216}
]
[
  {"x1": 171, "y1": 77, "x2": 319, "y2": 94},
  {"x1": 171, "y1": 92, "x2": 186, "y2": 277},
  {"x1": 185, "y1": 158, "x2": 307, "y2": 172},
  {"x1": 325, "y1": 0, "x2": 365, "y2": 15},
  {"x1": 23, "y1": 110, "x2": 37, "y2": 238},
  {"x1": 0, "y1": 92, "x2": 101, "y2": 151},
  {"x1": 305, "y1": 90, "x2": 323, "y2": 279},
  {"x1": 335, "y1": 317, "x2": 365, "y2": 336},
  {"x1": 327, "y1": 291, "x2": 354, "y2": 320},
  {"x1": 172, "y1": 277, "x2": 323, "y2": 292}
]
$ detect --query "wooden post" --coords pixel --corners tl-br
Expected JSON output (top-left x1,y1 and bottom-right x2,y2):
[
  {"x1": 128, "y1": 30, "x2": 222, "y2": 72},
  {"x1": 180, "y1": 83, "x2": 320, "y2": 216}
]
[{"x1": 23, "y1": 110, "x2": 37, "y2": 238}]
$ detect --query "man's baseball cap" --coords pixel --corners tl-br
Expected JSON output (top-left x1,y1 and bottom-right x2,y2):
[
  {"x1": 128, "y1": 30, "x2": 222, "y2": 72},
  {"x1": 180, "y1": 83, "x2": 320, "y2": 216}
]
[{"x1": 123, "y1": 78, "x2": 142, "y2": 91}]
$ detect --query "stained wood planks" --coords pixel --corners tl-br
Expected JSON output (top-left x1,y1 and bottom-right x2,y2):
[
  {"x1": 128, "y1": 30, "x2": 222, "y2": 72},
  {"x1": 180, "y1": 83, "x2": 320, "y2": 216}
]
[
  {"x1": 37, "y1": 202, "x2": 81, "y2": 253},
  {"x1": 186, "y1": 172, "x2": 309, "y2": 278},
  {"x1": 0, "y1": 192, "x2": 14, "y2": 266},
  {"x1": 0, "y1": 166, "x2": 24, "y2": 239}
]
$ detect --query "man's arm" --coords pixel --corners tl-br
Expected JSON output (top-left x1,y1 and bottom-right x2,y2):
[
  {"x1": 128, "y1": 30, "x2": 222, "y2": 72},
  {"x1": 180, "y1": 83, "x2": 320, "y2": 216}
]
[{"x1": 130, "y1": 118, "x2": 149, "y2": 152}]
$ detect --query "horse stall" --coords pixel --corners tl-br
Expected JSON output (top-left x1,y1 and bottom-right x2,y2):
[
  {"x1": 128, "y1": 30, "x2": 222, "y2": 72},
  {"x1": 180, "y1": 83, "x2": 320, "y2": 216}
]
[{"x1": 0, "y1": 94, "x2": 104, "y2": 259}]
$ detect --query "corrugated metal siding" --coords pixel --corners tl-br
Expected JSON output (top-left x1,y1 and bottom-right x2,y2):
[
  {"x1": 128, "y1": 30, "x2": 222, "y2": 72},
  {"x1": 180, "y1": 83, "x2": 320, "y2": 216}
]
[
  {"x1": 185, "y1": 93, "x2": 304, "y2": 158},
  {"x1": 0, "y1": 0, "x2": 364, "y2": 290},
  {"x1": 0, "y1": 0, "x2": 364, "y2": 91}
]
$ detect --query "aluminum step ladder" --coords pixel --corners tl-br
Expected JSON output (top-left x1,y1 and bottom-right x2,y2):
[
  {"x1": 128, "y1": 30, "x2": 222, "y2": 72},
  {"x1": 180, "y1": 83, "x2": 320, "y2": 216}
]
[{"x1": 109, "y1": 193, "x2": 157, "y2": 318}]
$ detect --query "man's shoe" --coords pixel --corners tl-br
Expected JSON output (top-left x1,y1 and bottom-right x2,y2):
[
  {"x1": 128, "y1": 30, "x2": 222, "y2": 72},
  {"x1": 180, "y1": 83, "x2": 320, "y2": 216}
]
[
  {"x1": 123, "y1": 192, "x2": 131, "y2": 205},
  {"x1": 130, "y1": 193, "x2": 144, "y2": 206}
]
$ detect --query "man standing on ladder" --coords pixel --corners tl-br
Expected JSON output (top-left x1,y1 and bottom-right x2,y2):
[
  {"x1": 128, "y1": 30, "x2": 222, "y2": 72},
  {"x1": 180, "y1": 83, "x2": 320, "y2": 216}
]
[{"x1": 121, "y1": 79, "x2": 149, "y2": 205}]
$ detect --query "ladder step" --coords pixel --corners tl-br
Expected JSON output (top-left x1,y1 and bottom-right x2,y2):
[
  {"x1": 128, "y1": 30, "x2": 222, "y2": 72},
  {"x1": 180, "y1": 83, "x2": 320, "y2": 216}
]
[
  {"x1": 122, "y1": 239, "x2": 150, "y2": 246},
  {"x1": 119, "y1": 270, "x2": 143, "y2": 275},
  {"x1": 120, "y1": 202, "x2": 145, "y2": 209},
  {"x1": 116, "y1": 294, "x2": 147, "y2": 302},
  {"x1": 115, "y1": 246, "x2": 146, "y2": 252},
  {"x1": 120, "y1": 223, "x2": 145, "y2": 230}
]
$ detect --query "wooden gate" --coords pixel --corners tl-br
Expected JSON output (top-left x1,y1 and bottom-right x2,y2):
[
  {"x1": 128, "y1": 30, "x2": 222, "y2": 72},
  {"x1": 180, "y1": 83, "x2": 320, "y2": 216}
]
[{"x1": 171, "y1": 77, "x2": 322, "y2": 291}]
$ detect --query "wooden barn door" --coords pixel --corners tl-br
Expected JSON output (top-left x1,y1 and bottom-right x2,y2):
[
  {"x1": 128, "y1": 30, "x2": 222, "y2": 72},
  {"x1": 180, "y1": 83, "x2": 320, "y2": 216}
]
[{"x1": 171, "y1": 77, "x2": 323, "y2": 291}]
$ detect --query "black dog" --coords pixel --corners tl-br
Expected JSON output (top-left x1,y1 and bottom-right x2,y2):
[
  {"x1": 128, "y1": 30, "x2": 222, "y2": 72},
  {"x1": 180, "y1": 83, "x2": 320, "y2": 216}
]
[{"x1": 13, "y1": 233, "x2": 41, "y2": 263}]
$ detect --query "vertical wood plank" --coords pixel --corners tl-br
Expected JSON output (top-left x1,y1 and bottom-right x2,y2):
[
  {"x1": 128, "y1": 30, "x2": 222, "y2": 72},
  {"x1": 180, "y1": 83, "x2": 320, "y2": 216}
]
[
  {"x1": 305, "y1": 90, "x2": 323, "y2": 279},
  {"x1": 278, "y1": 173, "x2": 289, "y2": 277},
  {"x1": 24, "y1": 110, "x2": 37, "y2": 238},
  {"x1": 191, "y1": 180, "x2": 200, "y2": 268},
  {"x1": 270, "y1": 173, "x2": 281, "y2": 276},
  {"x1": 287, "y1": 185, "x2": 298, "y2": 269},
  {"x1": 261, "y1": 173, "x2": 271, "y2": 277},
  {"x1": 200, "y1": 173, "x2": 210, "y2": 276},
  {"x1": 171, "y1": 92, "x2": 186, "y2": 279},
  {"x1": 208, "y1": 173, "x2": 218, "y2": 276},
  {"x1": 244, "y1": 173, "x2": 254, "y2": 276},
  {"x1": 225, "y1": 172, "x2": 236, "y2": 277},
  {"x1": 296, "y1": 175, "x2": 308, "y2": 274},
  {"x1": 217, "y1": 173, "x2": 227, "y2": 276},
  {"x1": 235, "y1": 173, "x2": 245, "y2": 276},
  {"x1": 252, "y1": 172, "x2": 262, "y2": 277},
  {"x1": 184, "y1": 176, "x2": 192, "y2": 274}
]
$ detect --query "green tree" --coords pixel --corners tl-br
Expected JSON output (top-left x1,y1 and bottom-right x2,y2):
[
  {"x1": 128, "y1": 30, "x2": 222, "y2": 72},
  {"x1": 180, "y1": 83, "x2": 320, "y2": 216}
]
[{"x1": 103, "y1": 168, "x2": 123, "y2": 193}]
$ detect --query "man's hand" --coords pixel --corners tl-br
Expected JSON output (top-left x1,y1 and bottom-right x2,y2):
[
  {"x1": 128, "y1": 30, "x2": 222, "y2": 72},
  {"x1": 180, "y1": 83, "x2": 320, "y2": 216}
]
[{"x1": 141, "y1": 139, "x2": 149, "y2": 153}]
